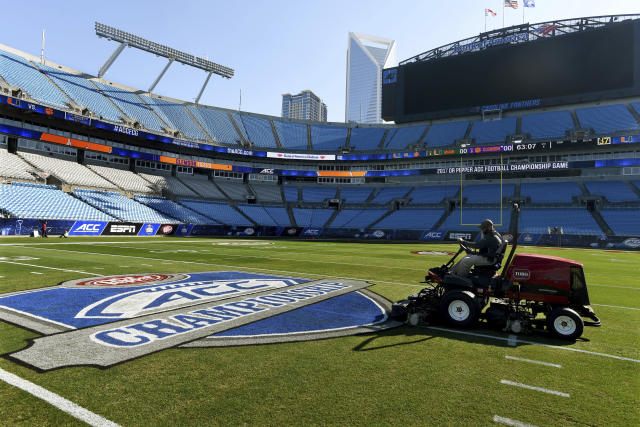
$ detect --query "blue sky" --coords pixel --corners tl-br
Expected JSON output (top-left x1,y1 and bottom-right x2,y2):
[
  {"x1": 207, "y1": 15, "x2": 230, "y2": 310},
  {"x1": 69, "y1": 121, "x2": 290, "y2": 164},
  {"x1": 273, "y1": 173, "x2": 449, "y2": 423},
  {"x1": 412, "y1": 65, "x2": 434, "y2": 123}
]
[{"x1": 1, "y1": 1, "x2": 637, "y2": 122}]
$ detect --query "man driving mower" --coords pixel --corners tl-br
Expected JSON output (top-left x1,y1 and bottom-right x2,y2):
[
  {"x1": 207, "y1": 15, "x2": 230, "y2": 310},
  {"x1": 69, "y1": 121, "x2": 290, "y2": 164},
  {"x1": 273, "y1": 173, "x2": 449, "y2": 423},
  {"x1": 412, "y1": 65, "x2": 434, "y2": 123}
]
[{"x1": 451, "y1": 219, "x2": 503, "y2": 277}]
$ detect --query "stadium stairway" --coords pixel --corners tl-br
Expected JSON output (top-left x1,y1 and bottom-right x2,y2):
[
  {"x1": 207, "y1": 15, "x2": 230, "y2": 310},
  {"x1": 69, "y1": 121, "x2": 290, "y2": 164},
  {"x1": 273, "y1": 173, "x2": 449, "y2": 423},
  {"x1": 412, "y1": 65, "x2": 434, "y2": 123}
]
[
  {"x1": 590, "y1": 209, "x2": 614, "y2": 235},
  {"x1": 628, "y1": 180, "x2": 640, "y2": 198},
  {"x1": 432, "y1": 209, "x2": 454, "y2": 231},
  {"x1": 287, "y1": 204, "x2": 297, "y2": 227},
  {"x1": 367, "y1": 208, "x2": 397, "y2": 229},
  {"x1": 183, "y1": 106, "x2": 214, "y2": 143}
]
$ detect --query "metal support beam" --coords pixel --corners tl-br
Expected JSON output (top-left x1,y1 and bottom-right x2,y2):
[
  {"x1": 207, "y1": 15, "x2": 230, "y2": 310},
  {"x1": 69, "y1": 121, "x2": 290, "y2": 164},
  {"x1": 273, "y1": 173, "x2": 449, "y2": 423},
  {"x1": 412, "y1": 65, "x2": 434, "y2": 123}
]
[
  {"x1": 148, "y1": 58, "x2": 173, "y2": 93},
  {"x1": 98, "y1": 42, "x2": 126, "y2": 78},
  {"x1": 195, "y1": 71, "x2": 213, "y2": 104}
]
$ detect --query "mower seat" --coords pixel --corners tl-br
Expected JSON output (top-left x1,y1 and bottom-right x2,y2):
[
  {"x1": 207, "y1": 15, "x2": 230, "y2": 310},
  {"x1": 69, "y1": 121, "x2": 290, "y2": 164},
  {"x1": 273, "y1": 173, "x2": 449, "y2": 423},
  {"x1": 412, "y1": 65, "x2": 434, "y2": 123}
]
[{"x1": 470, "y1": 240, "x2": 508, "y2": 278}]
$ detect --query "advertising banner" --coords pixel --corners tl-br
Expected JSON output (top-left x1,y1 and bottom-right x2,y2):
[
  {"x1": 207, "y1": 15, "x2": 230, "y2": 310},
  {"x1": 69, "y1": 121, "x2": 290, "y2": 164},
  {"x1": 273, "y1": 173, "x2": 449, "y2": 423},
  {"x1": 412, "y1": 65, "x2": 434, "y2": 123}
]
[
  {"x1": 301, "y1": 227, "x2": 323, "y2": 237},
  {"x1": 68, "y1": 221, "x2": 108, "y2": 236},
  {"x1": 156, "y1": 224, "x2": 179, "y2": 236},
  {"x1": 174, "y1": 224, "x2": 194, "y2": 236},
  {"x1": 102, "y1": 222, "x2": 142, "y2": 236},
  {"x1": 137, "y1": 223, "x2": 160, "y2": 236},
  {"x1": 420, "y1": 230, "x2": 446, "y2": 241},
  {"x1": 444, "y1": 231, "x2": 479, "y2": 241}
]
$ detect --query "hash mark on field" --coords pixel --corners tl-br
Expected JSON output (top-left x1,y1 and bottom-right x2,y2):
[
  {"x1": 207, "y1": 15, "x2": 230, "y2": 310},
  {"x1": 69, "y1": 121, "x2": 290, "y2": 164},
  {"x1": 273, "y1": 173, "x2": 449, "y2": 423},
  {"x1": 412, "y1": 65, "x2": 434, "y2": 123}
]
[
  {"x1": 505, "y1": 356, "x2": 562, "y2": 368},
  {"x1": 0, "y1": 368, "x2": 120, "y2": 426},
  {"x1": 493, "y1": 415, "x2": 537, "y2": 427},
  {"x1": 500, "y1": 380, "x2": 569, "y2": 397},
  {"x1": 30, "y1": 271, "x2": 44, "y2": 275}
]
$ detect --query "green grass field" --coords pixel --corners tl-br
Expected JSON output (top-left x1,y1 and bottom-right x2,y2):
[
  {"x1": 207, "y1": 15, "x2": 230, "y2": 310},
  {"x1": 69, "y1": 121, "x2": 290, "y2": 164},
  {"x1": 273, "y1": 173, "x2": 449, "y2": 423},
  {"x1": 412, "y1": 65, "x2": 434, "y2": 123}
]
[{"x1": 0, "y1": 237, "x2": 638, "y2": 426}]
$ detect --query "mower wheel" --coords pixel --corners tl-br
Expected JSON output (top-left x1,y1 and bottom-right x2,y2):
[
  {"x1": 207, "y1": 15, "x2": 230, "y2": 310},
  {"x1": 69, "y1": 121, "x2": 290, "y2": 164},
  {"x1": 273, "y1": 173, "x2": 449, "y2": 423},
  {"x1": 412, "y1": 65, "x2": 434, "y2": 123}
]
[
  {"x1": 439, "y1": 290, "x2": 479, "y2": 328},
  {"x1": 546, "y1": 308, "x2": 584, "y2": 340}
]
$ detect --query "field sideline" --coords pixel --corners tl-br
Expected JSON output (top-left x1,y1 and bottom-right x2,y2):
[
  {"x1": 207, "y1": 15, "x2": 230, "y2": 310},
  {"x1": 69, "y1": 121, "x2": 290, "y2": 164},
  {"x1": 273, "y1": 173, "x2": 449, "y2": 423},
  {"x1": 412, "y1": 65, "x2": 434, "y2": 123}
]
[{"x1": 0, "y1": 236, "x2": 638, "y2": 426}]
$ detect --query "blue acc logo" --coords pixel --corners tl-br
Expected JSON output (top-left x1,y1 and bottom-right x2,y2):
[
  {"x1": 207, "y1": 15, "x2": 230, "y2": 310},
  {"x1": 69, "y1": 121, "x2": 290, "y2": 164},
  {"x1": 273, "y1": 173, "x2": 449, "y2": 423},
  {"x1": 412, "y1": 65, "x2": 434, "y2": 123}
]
[
  {"x1": 0, "y1": 271, "x2": 397, "y2": 371},
  {"x1": 69, "y1": 221, "x2": 107, "y2": 236},
  {"x1": 421, "y1": 230, "x2": 445, "y2": 241}
]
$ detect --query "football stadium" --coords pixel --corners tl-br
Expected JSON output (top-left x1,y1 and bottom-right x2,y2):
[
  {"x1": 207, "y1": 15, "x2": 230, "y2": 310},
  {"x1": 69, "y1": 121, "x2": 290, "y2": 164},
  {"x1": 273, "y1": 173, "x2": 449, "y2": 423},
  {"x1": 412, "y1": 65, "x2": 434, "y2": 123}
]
[{"x1": 0, "y1": 4, "x2": 639, "y2": 426}]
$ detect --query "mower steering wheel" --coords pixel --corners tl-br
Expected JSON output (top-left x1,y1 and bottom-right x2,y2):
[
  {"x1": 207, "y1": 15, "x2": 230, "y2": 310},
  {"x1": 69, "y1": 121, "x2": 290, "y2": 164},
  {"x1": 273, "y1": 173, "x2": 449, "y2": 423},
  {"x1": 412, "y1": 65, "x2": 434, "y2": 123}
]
[{"x1": 458, "y1": 239, "x2": 473, "y2": 254}]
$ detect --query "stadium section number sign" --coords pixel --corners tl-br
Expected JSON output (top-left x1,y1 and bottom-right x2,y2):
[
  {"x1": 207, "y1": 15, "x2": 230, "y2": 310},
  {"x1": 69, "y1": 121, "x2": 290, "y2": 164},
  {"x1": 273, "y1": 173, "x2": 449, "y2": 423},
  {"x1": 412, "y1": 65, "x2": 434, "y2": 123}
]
[{"x1": 0, "y1": 272, "x2": 399, "y2": 370}]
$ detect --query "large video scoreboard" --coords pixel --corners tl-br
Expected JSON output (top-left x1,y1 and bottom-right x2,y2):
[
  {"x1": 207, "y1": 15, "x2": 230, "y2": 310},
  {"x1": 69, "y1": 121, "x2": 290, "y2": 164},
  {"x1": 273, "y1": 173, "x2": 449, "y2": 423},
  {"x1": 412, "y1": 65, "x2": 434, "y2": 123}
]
[{"x1": 383, "y1": 19, "x2": 640, "y2": 123}]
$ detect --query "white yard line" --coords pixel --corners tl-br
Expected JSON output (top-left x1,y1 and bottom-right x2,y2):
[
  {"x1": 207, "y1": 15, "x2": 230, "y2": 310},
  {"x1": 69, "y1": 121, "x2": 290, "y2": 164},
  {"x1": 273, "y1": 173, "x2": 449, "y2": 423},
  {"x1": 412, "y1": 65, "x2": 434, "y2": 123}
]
[
  {"x1": 30, "y1": 272, "x2": 44, "y2": 275},
  {"x1": 504, "y1": 356, "x2": 562, "y2": 368},
  {"x1": 493, "y1": 415, "x2": 537, "y2": 427},
  {"x1": 426, "y1": 326, "x2": 640, "y2": 363},
  {"x1": 588, "y1": 284, "x2": 640, "y2": 290},
  {"x1": 500, "y1": 380, "x2": 570, "y2": 397},
  {"x1": 0, "y1": 368, "x2": 120, "y2": 427},
  {"x1": 13, "y1": 247, "x2": 424, "y2": 287},
  {"x1": 0, "y1": 261, "x2": 102, "y2": 277},
  {"x1": 592, "y1": 303, "x2": 640, "y2": 311}
]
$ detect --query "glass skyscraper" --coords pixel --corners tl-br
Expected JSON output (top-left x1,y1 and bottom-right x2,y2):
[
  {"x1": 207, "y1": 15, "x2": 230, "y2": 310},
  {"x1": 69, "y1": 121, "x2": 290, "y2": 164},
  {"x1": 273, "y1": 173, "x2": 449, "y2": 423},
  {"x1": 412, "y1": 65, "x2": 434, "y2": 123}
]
[
  {"x1": 345, "y1": 32, "x2": 397, "y2": 124},
  {"x1": 282, "y1": 90, "x2": 327, "y2": 122}
]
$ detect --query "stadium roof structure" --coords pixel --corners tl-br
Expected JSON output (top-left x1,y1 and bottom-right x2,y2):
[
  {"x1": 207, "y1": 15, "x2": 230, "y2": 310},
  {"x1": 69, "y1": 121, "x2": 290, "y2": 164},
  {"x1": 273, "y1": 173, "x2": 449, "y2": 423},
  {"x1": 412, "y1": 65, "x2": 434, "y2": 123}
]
[
  {"x1": 95, "y1": 22, "x2": 234, "y2": 103},
  {"x1": 400, "y1": 14, "x2": 640, "y2": 65}
]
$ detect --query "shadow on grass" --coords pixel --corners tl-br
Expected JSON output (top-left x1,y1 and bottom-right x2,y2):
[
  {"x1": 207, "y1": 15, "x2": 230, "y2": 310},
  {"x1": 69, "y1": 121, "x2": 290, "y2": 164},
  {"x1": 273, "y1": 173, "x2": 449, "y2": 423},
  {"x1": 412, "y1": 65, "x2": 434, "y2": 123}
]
[
  {"x1": 353, "y1": 327, "x2": 436, "y2": 352},
  {"x1": 353, "y1": 322, "x2": 582, "y2": 352}
]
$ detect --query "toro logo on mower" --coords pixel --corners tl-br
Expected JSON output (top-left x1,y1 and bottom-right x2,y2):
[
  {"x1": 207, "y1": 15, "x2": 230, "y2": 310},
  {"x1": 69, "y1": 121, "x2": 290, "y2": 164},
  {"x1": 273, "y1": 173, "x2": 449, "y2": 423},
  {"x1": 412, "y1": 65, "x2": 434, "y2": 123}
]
[
  {"x1": 512, "y1": 269, "x2": 531, "y2": 280},
  {"x1": 75, "y1": 274, "x2": 171, "y2": 287}
]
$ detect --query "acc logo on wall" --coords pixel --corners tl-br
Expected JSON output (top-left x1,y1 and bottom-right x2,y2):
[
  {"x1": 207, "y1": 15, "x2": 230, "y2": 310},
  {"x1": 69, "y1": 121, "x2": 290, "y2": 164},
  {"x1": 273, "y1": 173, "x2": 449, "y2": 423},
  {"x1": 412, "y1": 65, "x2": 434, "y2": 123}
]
[{"x1": 0, "y1": 272, "x2": 399, "y2": 371}]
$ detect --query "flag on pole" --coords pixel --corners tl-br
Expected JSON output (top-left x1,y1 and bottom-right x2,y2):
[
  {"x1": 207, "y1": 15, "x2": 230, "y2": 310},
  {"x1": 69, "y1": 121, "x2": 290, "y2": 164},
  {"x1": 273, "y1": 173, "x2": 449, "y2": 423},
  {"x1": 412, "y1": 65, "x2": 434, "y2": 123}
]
[
  {"x1": 524, "y1": 0, "x2": 535, "y2": 7},
  {"x1": 504, "y1": 0, "x2": 518, "y2": 9},
  {"x1": 485, "y1": 8, "x2": 497, "y2": 17}
]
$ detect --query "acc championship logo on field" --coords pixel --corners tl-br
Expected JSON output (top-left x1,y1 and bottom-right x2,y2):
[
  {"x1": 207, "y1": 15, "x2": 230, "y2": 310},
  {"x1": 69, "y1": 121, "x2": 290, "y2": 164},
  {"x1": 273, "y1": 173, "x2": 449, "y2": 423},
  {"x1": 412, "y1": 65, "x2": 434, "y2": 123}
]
[{"x1": 0, "y1": 272, "x2": 399, "y2": 371}]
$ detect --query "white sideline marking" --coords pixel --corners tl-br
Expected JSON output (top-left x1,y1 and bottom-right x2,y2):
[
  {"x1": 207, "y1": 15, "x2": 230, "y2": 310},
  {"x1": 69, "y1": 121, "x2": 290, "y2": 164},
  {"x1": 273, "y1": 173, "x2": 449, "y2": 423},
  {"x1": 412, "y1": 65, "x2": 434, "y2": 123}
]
[
  {"x1": 30, "y1": 272, "x2": 44, "y2": 275},
  {"x1": 426, "y1": 326, "x2": 640, "y2": 363},
  {"x1": 507, "y1": 335, "x2": 517, "y2": 347},
  {"x1": 500, "y1": 380, "x2": 570, "y2": 397},
  {"x1": 589, "y1": 284, "x2": 640, "y2": 291},
  {"x1": 505, "y1": 356, "x2": 562, "y2": 368},
  {"x1": 592, "y1": 303, "x2": 640, "y2": 311},
  {"x1": 493, "y1": 415, "x2": 537, "y2": 427},
  {"x1": 0, "y1": 261, "x2": 101, "y2": 277},
  {"x1": 0, "y1": 368, "x2": 119, "y2": 427}
]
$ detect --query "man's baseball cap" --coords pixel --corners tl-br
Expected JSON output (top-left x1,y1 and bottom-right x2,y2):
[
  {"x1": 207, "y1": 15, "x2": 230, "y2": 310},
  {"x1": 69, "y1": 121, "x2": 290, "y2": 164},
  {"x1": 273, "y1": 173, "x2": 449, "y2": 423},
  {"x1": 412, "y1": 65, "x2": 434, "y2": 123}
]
[{"x1": 479, "y1": 219, "x2": 493, "y2": 229}]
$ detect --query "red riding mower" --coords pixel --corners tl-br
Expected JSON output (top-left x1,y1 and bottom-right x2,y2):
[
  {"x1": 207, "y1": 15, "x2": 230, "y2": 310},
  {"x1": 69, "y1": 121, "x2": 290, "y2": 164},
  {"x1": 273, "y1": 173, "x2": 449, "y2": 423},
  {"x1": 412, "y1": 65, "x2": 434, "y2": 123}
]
[{"x1": 391, "y1": 204, "x2": 601, "y2": 340}]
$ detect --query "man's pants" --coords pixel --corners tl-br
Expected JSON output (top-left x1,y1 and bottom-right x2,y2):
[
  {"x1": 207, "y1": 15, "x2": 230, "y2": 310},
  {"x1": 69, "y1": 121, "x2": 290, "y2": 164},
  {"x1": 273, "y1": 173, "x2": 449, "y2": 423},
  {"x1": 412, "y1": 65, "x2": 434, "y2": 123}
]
[{"x1": 452, "y1": 255, "x2": 493, "y2": 277}]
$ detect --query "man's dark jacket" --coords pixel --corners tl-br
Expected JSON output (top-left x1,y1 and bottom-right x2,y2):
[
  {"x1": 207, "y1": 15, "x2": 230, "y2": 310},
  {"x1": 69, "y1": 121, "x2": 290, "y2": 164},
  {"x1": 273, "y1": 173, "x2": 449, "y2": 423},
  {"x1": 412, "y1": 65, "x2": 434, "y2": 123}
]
[{"x1": 464, "y1": 230, "x2": 503, "y2": 259}]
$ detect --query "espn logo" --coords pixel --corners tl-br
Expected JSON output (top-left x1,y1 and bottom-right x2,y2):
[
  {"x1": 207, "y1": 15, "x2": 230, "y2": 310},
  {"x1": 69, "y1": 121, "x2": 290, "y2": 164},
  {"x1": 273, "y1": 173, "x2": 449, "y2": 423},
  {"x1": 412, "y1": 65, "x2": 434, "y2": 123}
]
[{"x1": 110, "y1": 225, "x2": 136, "y2": 233}]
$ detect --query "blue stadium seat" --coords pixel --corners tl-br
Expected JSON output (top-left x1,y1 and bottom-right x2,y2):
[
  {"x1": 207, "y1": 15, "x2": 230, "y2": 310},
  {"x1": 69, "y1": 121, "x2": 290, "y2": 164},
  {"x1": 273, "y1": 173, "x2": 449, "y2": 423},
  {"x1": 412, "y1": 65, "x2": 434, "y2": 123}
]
[
  {"x1": 584, "y1": 181, "x2": 639, "y2": 202},
  {"x1": 468, "y1": 117, "x2": 517, "y2": 145},
  {"x1": 189, "y1": 106, "x2": 244, "y2": 146},
  {"x1": 39, "y1": 65, "x2": 123, "y2": 122},
  {"x1": 409, "y1": 185, "x2": 459, "y2": 204},
  {"x1": 0, "y1": 50, "x2": 70, "y2": 109},
  {"x1": 273, "y1": 120, "x2": 308, "y2": 150},
  {"x1": 179, "y1": 200, "x2": 251, "y2": 226},
  {"x1": 384, "y1": 125, "x2": 428, "y2": 150},
  {"x1": 600, "y1": 208, "x2": 640, "y2": 236},
  {"x1": 94, "y1": 82, "x2": 166, "y2": 132},
  {"x1": 340, "y1": 187, "x2": 374, "y2": 204},
  {"x1": 349, "y1": 127, "x2": 386, "y2": 151},
  {"x1": 134, "y1": 195, "x2": 214, "y2": 224},
  {"x1": 423, "y1": 121, "x2": 469, "y2": 147},
  {"x1": 310, "y1": 125, "x2": 348, "y2": 151},
  {"x1": 575, "y1": 104, "x2": 640, "y2": 134},
  {"x1": 293, "y1": 208, "x2": 334, "y2": 227},
  {"x1": 374, "y1": 209, "x2": 443, "y2": 230},
  {"x1": 283, "y1": 186, "x2": 299, "y2": 202},
  {"x1": 369, "y1": 187, "x2": 412, "y2": 204},
  {"x1": 439, "y1": 208, "x2": 511, "y2": 232},
  {"x1": 74, "y1": 189, "x2": 175, "y2": 223},
  {"x1": 141, "y1": 97, "x2": 207, "y2": 140},
  {"x1": 237, "y1": 205, "x2": 290, "y2": 226},
  {"x1": 328, "y1": 209, "x2": 388, "y2": 228},
  {"x1": 229, "y1": 112, "x2": 250, "y2": 141},
  {"x1": 462, "y1": 184, "x2": 515, "y2": 204},
  {"x1": 302, "y1": 187, "x2": 337, "y2": 203},
  {"x1": 240, "y1": 115, "x2": 278, "y2": 148},
  {"x1": 520, "y1": 182, "x2": 582, "y2": 203},
  {"x1": 521, "y1": 110, "x2": 574, "y2": 139},
  {"x1": 519, "y1": 207, "x2": 600, "y2": 235},
  {"x1": 0, "y1": 183, "x2": 113, "y2": 221}
]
